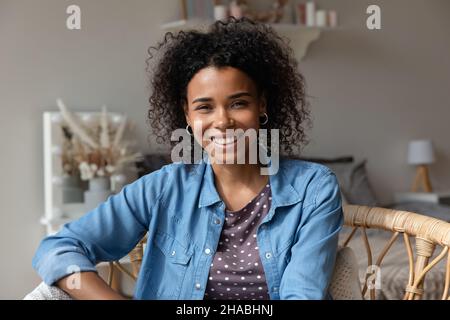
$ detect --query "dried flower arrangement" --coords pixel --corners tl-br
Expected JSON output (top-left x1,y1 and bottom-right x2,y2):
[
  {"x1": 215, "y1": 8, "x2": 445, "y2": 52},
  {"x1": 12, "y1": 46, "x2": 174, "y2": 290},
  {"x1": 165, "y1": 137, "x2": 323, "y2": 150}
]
[{"x1": 57, "y1": 99, "x2": 141, "y2": 181}]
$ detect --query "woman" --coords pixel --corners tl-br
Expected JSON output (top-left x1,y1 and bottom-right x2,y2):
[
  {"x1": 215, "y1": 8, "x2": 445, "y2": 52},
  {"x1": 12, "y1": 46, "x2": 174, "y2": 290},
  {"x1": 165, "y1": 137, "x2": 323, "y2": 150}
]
[{"x1": 32, "y1": 18, "x2": 343, "y2": 300}]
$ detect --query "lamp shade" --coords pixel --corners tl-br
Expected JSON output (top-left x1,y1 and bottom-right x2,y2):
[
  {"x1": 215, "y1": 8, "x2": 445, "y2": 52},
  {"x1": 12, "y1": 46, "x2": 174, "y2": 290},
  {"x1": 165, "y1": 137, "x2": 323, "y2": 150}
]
[{"x1": 408, "y1": 140, "x2": 435, "y2": 165}]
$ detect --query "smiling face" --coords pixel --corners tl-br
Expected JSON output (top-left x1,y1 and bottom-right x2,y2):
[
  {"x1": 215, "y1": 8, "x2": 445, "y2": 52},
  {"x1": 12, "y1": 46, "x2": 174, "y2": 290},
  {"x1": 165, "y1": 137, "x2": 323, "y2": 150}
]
[{"x1": 184, "y1": 67, "x2": 266, "y2": 164}]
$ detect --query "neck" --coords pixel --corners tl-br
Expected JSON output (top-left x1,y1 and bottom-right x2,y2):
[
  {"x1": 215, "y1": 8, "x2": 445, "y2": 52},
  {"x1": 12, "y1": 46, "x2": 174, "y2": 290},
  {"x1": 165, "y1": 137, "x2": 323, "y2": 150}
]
[{"x1": 211, "y1": 162, "x2": 268, "y2": 191}]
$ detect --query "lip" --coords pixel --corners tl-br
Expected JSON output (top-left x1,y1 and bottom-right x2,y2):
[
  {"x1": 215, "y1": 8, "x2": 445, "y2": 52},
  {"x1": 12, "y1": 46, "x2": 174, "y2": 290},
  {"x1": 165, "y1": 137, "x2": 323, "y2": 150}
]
[
  {"x1": 212, "y1": 136, "x2": 238, "y2": 146},
  {"x1": 210, "y1": 133, "x2": 244, "y2": 148}
]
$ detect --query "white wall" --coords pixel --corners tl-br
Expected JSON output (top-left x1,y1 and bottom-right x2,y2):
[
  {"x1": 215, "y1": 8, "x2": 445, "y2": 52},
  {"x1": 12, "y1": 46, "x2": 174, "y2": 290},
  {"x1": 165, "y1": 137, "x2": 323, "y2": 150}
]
[
  {"x1": 301, "y1": 0, "x2": 450, "y2": 206},
  {"x1": 1, "y1": 0, "x2": 449, "y2": 298}
]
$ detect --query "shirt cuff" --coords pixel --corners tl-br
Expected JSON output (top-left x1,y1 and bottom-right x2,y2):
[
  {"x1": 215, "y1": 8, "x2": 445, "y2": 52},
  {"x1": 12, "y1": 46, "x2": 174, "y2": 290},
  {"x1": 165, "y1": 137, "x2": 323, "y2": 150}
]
[{"x1": 33, "y1": 246, "x2": 98, "y2": 286}]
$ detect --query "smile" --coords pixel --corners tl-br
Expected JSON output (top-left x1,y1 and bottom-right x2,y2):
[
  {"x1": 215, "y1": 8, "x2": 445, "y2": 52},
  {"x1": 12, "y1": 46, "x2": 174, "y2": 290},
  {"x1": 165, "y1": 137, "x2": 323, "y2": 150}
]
[
  {"x1": 208, "y1": 131, "x2": 247, "y2": 149},
  {"x1": 212, "y1": 136, "x2": 238, "y2": 146}
]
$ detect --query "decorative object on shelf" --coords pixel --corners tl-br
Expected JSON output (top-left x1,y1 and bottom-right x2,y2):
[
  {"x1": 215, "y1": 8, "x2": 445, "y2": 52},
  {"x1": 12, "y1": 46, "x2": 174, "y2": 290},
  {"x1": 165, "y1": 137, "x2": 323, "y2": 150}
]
[
  {"x1": 229, "y1": 1, "x2": 242, "y2": 19},
  {"x1": 213, "y1": 3, "x2": 228, "y2": 21},
  {"x1": 181, "y1": 0, "x2": 215, "y2": 21},
  {"x1": 84, "y1": 176, "x2": 112, "y2": 212},
  {"x1": 295, "y1": 1, "x2": 338, "y2": 28},
  {"x1": 61, "y1": 175, "x2": 84, "y2": 204},
  {"x1": 162, "y1": 0, "x2": 342, "y2": 62},
  {"x1": 305, "y1": 1, "x2": 315, "y2": 26},
  {"x1": 56, "y1": 99, "x2": 141, "y2": 182},
  {"x1": 180, "y1": 0, "x2": 188, "y2": 20},
  {"x1": 56, "y1": 99, "x2": 141, "y2": 211},
  {"x1": 42, "y1": 102, "x2": 141, "y2": 235},
  {"x1": 229, "y1": 0, "x2": 251, "y2": 19},
  {"x1": 408, "y1": 139, "x2": 435, "y2": 192},
  {"x1": 59, "y1": 119, "x2": 85, "y2": 203},
  {"x1": 327, "y1": 10, "x2": 338, "y2": 28},
  {"x1": 249, "y1": 0, "x2": 292, "y2": 24},
  {"x1": 315, "y1": 9, "x2": 327, "y2": 27}
]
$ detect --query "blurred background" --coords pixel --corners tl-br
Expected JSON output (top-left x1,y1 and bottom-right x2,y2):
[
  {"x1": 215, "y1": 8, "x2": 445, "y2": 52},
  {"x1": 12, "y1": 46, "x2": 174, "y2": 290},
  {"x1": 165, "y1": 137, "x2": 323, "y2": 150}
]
[{"x1": 1, "y1": 0, "x2": 450, "y2": 299}]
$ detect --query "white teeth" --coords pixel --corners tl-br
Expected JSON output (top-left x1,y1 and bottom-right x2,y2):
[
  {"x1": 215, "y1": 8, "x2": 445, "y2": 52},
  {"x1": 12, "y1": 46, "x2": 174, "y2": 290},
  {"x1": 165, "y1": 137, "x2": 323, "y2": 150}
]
[{"x1": 214, "y1": 137, "x2": 236, "y2": 145}]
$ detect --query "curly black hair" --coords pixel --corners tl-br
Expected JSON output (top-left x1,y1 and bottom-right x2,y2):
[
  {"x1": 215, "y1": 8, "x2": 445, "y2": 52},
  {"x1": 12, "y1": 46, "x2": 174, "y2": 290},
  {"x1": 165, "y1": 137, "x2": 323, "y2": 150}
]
[{"x1": 146, "y1": 18, "x2": 311, "y2": 155}]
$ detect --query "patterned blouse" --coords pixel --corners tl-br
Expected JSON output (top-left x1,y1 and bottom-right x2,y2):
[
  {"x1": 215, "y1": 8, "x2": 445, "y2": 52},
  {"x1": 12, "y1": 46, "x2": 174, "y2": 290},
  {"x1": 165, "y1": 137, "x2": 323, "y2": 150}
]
[{"x1": 204, "y1": 183, "x2": 272, "y2": 300}]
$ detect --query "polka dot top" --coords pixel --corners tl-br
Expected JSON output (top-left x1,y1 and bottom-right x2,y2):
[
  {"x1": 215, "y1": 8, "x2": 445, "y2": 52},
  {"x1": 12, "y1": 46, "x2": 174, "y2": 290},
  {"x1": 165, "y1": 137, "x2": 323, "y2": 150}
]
[{"x1": 204, "y1": 183, "x2": 272, "y2": 300}]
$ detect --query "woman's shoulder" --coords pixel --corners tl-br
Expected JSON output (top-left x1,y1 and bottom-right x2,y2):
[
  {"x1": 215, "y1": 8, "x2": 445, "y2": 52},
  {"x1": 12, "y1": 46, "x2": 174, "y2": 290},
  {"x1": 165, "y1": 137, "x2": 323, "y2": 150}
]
[
  {"x1": 279, "y1": 157, "x2": 340, "y2": 207},
  {"x1": 139, "y1": 162, "x2": 197, "y2": 183},
  {"x1": 124, "y1": 162, "x2": 199, "y2": 202},
  {"x1": 280, "y1": 157, "x2": 334, "y2": 178}
]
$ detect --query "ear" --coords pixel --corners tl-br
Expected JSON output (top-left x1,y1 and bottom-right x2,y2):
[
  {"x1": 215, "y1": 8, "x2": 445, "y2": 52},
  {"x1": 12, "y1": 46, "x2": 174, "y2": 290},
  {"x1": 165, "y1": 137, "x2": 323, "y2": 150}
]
[{"x1": 183, "y1": 101, "x2": 190, "y2": 125}]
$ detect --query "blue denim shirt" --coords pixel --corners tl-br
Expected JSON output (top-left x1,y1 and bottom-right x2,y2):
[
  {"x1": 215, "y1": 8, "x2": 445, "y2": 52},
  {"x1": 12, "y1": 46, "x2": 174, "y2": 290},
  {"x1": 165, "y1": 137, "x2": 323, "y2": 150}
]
[{"x1": 33, "y1": 158, "x2": 343, "y2": 300}]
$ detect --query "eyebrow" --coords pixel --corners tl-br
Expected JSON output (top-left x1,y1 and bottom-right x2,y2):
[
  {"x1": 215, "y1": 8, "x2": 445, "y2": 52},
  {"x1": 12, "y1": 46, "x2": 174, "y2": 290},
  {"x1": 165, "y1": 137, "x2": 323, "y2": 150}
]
[{"x1": 191, "y1": 92, "x2": 252, "y2": 104}]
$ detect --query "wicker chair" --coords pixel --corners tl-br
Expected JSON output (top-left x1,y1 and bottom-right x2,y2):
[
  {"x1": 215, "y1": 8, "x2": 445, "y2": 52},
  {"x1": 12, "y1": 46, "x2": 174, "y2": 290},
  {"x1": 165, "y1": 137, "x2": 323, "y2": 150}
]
[
  {"x1": 335, "y1": 204, "x2": 450, "y2": 300},
  {"x1": 106, "y1": 235, "x2": 147, "y2": 292}
]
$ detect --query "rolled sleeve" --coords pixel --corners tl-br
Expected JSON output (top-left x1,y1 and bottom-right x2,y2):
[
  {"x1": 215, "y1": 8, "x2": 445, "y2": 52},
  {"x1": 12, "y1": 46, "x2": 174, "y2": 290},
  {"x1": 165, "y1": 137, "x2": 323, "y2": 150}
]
[
  {"x1": 33, "y1": 246, "x2": 98, "y2": 285},
  {"x1": 32, "y1": 173, "x2": 157, "y2": 286},
  {"x1": 280, "y1": 171, "x2": 344, "y2": 299}
]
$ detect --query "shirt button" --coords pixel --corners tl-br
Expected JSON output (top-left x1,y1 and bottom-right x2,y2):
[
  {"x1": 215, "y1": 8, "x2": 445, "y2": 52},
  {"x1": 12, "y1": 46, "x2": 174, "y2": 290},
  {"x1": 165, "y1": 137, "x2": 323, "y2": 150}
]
[
  {"x1": 195, "y1": 283, "x2": 201, "y2": 290},
  {"x1": 171, "y1": 250, "x2": 176, "y2": 256},
  {"x1": 214, "y1": 218, "x2": 221, "y2": 225},
  {"x1": 265, "y1": 252, "x2": 272, "y2": 259},
  {"x1": 204, "y1": 248, "x2": 211, "y2": 255},
  {"x1": 273, "y1": 287, "x2": 279, "y2": 293}
]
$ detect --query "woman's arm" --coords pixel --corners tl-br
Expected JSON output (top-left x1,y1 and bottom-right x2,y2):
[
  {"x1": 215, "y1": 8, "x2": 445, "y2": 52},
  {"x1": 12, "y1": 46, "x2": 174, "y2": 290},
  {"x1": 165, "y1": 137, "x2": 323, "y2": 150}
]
[
  {"x1": 279, "y1": 171, "x2": 344, "y2": 299},
  {"x1": 57, "y1": 272, "x2": 127, "y2": 300},
  {"x1": 32, "y1": 167, "x2": 170, "y2": 298}
]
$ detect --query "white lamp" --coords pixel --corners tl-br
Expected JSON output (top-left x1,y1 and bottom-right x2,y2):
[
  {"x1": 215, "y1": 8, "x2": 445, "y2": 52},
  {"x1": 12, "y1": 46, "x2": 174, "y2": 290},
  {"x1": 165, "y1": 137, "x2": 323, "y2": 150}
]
[{"x1": 408, "y1": 139, "x2": 435, "y2": 192}]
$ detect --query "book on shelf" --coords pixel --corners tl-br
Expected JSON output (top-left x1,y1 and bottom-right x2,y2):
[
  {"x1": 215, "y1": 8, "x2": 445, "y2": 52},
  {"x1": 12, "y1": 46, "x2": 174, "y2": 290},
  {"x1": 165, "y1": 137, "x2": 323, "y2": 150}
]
[{"x1": 184, "y1": 0, "x2": 214, "y2": 20}]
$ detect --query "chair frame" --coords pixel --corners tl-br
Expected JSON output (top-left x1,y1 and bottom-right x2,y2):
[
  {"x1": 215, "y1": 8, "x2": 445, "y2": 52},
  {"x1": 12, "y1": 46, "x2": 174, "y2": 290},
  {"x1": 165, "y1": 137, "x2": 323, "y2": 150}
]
[
  {"x1": 342, "y1": 205, "x2": 450, "y2": 300},
  {"x1": 107, "y1": 235, "x2": 147, "y2": 292}
]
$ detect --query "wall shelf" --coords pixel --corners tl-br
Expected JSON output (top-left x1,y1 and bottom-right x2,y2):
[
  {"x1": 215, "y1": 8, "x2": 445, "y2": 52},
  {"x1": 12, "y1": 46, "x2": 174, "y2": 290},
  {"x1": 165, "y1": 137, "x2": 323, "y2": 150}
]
[{"x1": 160, "y1": 19, "x2": 324, "y2": 61}]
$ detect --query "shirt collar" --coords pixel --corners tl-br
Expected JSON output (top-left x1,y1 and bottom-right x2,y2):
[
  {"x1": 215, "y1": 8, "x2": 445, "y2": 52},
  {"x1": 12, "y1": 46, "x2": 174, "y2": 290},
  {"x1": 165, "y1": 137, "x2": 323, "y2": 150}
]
[
  {"x1": 268, "y1": 162, "x2": 302, "y2": 208},
  {"x1": 197, "y1": 161, "x2": 222, "y2": 208},
  {"x1": 197, "y1": 158, "x2": 301, "y2": 209}
]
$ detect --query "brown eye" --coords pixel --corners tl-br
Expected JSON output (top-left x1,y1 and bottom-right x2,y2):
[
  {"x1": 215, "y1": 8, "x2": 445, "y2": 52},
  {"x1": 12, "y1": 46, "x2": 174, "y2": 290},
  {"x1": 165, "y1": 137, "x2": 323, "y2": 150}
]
[
  {"x1": 231, "y1": 100, "x2": 248, "y2": 108},
  {"x1": 195, "y1": 105, "x2": 211, "y2": 111}
]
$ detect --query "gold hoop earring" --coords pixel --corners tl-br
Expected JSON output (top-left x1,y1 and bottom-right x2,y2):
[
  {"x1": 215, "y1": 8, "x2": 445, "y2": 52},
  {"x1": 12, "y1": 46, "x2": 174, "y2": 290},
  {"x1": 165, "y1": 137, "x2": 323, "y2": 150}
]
[
  {"x1": 186, "y1": 124, "x2": 193, "y2": 136},
  {"x1": 260, "y1": 113, "x2": 268, "y2": 125}
]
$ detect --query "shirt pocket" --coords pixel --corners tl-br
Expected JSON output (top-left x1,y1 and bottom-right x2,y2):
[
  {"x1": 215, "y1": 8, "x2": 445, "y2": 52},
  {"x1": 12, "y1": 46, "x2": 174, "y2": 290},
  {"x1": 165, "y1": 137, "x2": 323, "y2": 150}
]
[{"x1": 146, "y1": 231, "x2": 194, "y2": 299}]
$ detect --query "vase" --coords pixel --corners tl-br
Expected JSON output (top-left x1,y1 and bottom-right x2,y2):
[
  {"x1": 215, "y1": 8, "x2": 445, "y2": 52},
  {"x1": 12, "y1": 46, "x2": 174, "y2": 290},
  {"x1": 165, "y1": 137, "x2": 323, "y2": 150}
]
[
  {"x1": 214, "y1": 5, "x2": 228, "y2": 21},
  {"x1": 84, "y1": 177, "x2": 112, "y2": 212},
  {"x1": 229, "y1": 1, "x2": 243, "y2": 19},
  {"x1": 61, "y1": 175, "x2": 84, "y2": 204}
]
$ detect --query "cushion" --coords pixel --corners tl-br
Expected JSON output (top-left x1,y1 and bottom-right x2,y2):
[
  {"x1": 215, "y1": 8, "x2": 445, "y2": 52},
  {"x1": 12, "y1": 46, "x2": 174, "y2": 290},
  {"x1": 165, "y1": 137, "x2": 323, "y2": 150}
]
[
  {"x1": 325, "y1": 160, "x2": 378, "y2": 206},
  {"x1": 23, "y1": 282, "x2": 73, "y2": 300},
  {"x1": 329, "y1": 246, "x2": 363, "y2": 300},
  {"x1": 135, "y1": 154, "x2": 171, "y2": 178}
]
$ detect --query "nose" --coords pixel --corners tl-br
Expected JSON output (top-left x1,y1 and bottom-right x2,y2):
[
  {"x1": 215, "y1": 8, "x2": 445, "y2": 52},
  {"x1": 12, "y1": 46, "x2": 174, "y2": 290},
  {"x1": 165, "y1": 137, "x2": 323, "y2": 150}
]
[{"x1": 214, "y1": 108, "x2": 235, "y2": 130}]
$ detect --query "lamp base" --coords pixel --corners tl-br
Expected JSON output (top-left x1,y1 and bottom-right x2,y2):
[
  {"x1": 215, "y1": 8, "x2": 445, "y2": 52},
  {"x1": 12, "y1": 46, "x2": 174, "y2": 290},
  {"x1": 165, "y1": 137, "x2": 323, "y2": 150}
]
[{"x1": 411, "y1": 165, "x2": 433, "y2": 192}]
